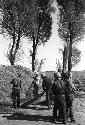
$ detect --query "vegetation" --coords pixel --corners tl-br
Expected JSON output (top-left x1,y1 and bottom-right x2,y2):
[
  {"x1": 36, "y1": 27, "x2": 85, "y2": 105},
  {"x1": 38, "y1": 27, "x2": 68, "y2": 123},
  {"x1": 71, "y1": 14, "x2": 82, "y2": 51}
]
[
  {"x1": 72, "y1": 46, "x2": 81, "y2": 67},
  {"x1": 0, "y1": 0, "x2": 32, "y2": 65},
  {"x1": 0, "y1": 0, "x2": 53, "y2": 72},
  {"x1": 57, "y1": 0, "x2": 85, "y2": 72},
  {"x1": 0, "y1": 65, "x2": 34, "y2": 102},
  {"x1": 27, "y1": 0, "x2": 53, "y2": 72}
]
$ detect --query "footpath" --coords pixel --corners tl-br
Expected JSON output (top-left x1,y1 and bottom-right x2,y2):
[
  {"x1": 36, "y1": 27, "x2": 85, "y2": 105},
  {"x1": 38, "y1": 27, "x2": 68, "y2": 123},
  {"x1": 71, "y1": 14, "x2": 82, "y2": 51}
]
[{"x1": 0, "y1": 97, "x2": 85, "y2": 125}]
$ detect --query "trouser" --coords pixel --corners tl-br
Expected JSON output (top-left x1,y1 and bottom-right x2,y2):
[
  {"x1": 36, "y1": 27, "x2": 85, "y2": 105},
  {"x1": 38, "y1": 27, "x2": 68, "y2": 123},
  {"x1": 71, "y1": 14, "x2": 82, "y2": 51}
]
[
  {"x1": 13, "y1": 92, "x2": 20, "y2": 108},
  {"x1": 66, "y1": 94, "x2": 74, "y2": 120},
  {"x1": 46, "y1": 90, "x2": 53, "y2": 107},
  {"x1": 33, "y1": 90, "x2": 38, "y2": 98},
  {"x1": 53, "y1": 94, "x2": 67, "y2": 122},
  {"x1": 33, "y1": 84, "x2": 39, "y2": 97},
  {"x1": 66, "y1": 100, "x2": 74, "y2": 120}
]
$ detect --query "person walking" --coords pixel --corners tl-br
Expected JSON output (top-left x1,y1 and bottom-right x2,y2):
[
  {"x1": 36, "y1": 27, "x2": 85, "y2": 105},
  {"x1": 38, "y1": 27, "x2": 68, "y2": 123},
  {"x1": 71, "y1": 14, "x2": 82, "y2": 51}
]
[
  {"x1": 11, "y1": 73, "x2": 22, "y2": 108},
  {"x1": 32, "y1": 73, "x2": 39, "y2": 98},
  {"x1": 51, "y1": 72, "x2": 67, "y2": 124},
  {"x1": 64, "y1": 72, "x2": 76, "y2": 123},
  {"x1": 41, "y1": 72, "x2": 53, "y2": 109}
]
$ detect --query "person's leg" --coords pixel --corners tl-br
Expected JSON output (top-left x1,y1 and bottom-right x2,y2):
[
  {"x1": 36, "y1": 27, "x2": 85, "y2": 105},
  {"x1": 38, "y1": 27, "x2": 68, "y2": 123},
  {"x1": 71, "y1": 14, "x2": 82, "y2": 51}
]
[
  {"x1": 13, "y1": 94, "x2": 16, "y2": 108},
  {"x1": 61, "y1": 95, "x2": 67, "y2": 124},
  {"x1": 58, "y1": 106, "x2": 63, "y2": 120},
  {"x1": 48, "y1": 91, "x2": 52, "y2": 108},
  {"x1": 69, "y1": 101, "x2": 75, "y2": 122},
  {"x1": 53, "y1": 97, "x2": 58, "y2": 120},
  {"x1": 17, "y1": 92, "x2": 20, "y2": 108},
  {"x1": 46, "y1": 91, "x2": 50, "y2": 108},
  {"x1": 46, "y1": 91, "x2": 48, "y2": 102},
  {"x1": 49, "y1": 90, "x2": 53, "y2": 106},
  {"x1": 66, "y1": 101, "x2": 70, "y2": 120}
]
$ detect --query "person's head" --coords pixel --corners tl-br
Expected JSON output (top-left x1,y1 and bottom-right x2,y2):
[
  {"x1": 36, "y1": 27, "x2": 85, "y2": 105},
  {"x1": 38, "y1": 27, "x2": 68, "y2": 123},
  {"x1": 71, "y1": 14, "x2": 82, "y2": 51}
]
[
  {"x1": 41, "y1": 72, "x2": 45, "y2": 79},
  {"x1": 33, "y1": 72, "x2": 38, "y2": 79},
  {"x1": 17, "y1": 73, "x2": 21, "y2": 78},
  {"x1": 35, "y1": 72, "x2": 39, "y2": 78},
  {"x1": 69, "y1": 72, "x2": 72, "y2": 79},
  {"x1": 54, "y1": 72, "x2": 61, "y2": 80},
  {"x1": 58, "y1": 66, "x2": 62, "y2": 73},
  {"x1": 63, "y1": 71, "x2": 72, "y2": 80}
]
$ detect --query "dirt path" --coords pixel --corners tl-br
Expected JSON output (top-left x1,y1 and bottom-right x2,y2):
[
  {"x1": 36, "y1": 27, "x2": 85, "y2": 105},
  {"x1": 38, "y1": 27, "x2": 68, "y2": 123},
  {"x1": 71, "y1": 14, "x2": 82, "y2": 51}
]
[{"x1": 0, "y1": 98, "x2": 85, "y2": 125}]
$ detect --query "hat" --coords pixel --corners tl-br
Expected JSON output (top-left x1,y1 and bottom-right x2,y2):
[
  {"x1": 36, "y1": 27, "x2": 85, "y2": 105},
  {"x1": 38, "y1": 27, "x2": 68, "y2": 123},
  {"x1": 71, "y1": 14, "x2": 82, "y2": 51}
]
[
  {"x1": 35, "y1": 72, "x2": 39, "y2": 77},
  {"x1": 54, "y1": 72, "x2": 61, "y2": 78},
  {"x1": 41, "y1": 72, "x2": 45, "y2": 77},
  {"x1": 64, "y1": 72, "x2": 70, "y2": 79}
]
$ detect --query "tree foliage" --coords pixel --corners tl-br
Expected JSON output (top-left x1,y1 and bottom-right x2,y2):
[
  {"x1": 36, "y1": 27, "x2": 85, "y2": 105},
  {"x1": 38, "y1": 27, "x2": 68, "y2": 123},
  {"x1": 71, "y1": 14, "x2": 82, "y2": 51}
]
[
  {"x1": 57, "y1": 0, "x2": 85, "y2": 15},
  {"x1": 58, "y1": 2, "x2": 85, "y2": 44},
  {"x1": 24, "y1": 0, "x2": 53, "y2": 72},
  {"x1": 0, "y1": 0, "x2": 31, "y2": 65},
  {"x1": 72, "y1": 46, "x2": 81, "y2": 67},
  {"x1": 57, "y1": 0, "x2": 85, "y2": 72},
  {"x1": 0, "y1": 0, "x2": 53, "y2": 71},
  {"x1": 24, "y1": 0, "x2": 53, "y2": 43}
]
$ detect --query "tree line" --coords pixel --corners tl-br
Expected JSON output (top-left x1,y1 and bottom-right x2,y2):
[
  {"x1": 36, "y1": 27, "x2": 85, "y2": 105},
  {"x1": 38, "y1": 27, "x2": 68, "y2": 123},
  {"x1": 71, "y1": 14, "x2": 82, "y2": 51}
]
[{"x1": 0, "y1": 0, "x2": 85, "y2": 73}]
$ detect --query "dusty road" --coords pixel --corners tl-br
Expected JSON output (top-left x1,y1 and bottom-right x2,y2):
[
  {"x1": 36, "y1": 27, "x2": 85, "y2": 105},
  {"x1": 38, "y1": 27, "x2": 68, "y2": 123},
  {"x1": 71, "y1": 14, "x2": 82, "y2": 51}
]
[{"x1": 0, "y1": 98, "x2": 85, "y2": 125}]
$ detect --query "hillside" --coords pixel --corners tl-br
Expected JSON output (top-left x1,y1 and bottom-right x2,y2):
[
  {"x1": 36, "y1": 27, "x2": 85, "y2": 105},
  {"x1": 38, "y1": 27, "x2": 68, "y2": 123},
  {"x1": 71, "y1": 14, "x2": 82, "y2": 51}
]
[
  {"x1": 72, "y1": 70, "x2": 85, "y2": 80},
  {"x1": 0, "y1": 65, "x2": 34, "y2": 102},
  {"x1": 45, "y1": 70, "x2": 85, "y2": 81}
]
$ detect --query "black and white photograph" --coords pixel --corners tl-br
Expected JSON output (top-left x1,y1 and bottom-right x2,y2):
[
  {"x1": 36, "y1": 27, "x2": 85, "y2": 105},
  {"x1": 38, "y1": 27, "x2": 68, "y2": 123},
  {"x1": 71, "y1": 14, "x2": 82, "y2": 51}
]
[{"x1": 0, "y1": 0, "x2": 85, "y2": 125}]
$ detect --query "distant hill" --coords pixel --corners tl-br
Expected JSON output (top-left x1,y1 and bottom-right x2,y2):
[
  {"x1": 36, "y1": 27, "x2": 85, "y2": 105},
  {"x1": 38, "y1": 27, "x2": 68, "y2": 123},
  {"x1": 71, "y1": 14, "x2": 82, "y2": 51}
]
[
  {"x1": 45, "y1": 71, "x2": 55, "y2": 80},
  {"x1": 45, "y1": 70, "x2": 85, "y2": 90},
  {"x1": 72, "y1": 70, "x2": 85, "y2": 80},
  {"x1": 45, "y1": 70, "x2": 85, "y2": 80}
]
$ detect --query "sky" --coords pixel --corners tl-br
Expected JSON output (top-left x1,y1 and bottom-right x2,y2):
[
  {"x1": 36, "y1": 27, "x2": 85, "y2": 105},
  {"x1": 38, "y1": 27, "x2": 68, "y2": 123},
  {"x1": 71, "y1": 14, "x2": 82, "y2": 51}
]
[{"x1": 0, "y1": 1, "x2": 85, "y2": 72}]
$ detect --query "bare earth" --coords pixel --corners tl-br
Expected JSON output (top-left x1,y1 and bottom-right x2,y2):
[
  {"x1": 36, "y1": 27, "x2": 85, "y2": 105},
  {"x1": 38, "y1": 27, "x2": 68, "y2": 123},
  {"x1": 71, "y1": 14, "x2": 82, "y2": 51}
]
[{"x1": 0, "y1": 97, "x2": 85, "y2": 125}]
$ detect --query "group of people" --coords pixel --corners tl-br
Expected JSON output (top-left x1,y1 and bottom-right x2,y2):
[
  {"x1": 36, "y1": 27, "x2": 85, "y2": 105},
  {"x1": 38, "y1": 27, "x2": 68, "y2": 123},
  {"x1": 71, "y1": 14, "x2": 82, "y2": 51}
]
[
  {"x1": 40, "y1": 71, "x2": 76, "y2": 124},
  {"x1": 10, "y1": 70, "x2": 76, "y2": 125},
  {"x1": 51, "y1": 71, "x2": 75, "y2": 124}
]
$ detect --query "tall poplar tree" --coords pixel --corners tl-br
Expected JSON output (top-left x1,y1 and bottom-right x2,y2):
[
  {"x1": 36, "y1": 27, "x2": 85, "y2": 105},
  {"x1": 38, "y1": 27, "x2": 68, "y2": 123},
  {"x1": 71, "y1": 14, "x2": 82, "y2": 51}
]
[
  {"x1": 0, "y1": 0, "x2": 31, "y2": 65},
  {"x1": 57, "y1": 0, "x2": 85, "y2": 72},
  {"x1": 24, "y1": 0, "x2": 53, "y2": 72}
]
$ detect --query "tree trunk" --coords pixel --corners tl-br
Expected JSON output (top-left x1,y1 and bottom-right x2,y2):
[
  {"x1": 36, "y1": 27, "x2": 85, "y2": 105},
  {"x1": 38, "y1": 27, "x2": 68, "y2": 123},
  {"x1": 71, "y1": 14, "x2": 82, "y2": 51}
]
[
  {"x1": 14, "y1": 34, "x2": 20, "y2": 57},
  {"x1": 10, "y1": 32, "x2": 16, "y2": 66},
  {"x1": 63, "y1": 45, "x2": 68, "y2": 72},
  {"x1": 10, "y1": 56, "x2": 15, "y2": 65},
  {"x1": 68, "y1": 22, "x2": 73, "y2": 73},
  {"x1": 68, "y1": 38, "x2": 72, "y2": 73},
  {"x1": 32, "y1": 35, "x2": 36, "y2": 72},
  {"x1": 10, "y1": 28, "x2": 20, "y2": 66}
]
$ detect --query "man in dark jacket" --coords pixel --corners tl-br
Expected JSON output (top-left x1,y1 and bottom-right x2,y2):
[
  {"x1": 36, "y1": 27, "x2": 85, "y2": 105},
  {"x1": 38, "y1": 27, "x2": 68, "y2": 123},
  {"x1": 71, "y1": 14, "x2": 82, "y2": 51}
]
[
  {"x1": 51, "y1": 72, "x2": 67, "y2": 124},
  {"x1": 11, "y1": 73, "x2": 22, "y2": 108},
  {"x1": 41, "y1": 73, "x2": 53, "y2": 109}
]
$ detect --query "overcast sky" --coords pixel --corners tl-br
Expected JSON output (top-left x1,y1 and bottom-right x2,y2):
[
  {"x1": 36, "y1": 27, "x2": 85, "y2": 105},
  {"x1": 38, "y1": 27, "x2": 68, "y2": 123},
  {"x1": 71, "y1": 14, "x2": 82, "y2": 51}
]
[{"x1": 0, "y1": 1, "x2": 85, "y2": 72}]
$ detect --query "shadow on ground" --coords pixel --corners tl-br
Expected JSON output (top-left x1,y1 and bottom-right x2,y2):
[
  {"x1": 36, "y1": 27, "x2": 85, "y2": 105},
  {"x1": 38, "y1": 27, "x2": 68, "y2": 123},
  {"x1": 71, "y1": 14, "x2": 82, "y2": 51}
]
[{"x1": 2, "y1": 112, "x2": 61, "y2": 124}]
